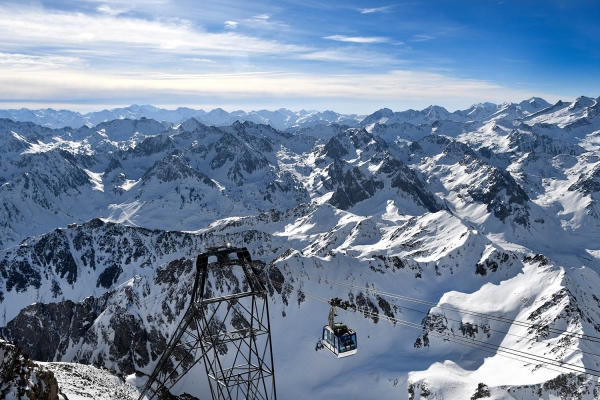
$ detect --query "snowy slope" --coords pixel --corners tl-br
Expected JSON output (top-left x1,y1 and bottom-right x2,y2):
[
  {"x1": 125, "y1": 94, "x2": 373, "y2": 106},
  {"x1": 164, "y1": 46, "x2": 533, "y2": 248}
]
[{"x1": 41, "y1": 362, "x2": 141, "y2": 400}]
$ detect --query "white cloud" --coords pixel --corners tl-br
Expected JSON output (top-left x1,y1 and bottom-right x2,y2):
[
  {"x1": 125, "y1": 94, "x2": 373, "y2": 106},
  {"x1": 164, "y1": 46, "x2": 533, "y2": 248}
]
[
  {"x1": 0, "y1": 64, "x2": 557, "y2": 108},
  {"x1": 0, "y1": 52, "x2": 82, "y2": 68},
  {"x1": 0, "y1": 5, "x2": 304, "y2": 57},
  {"x1": 0, "y1": 4, "x2": 566, "y2": 113},
  {"x1": 245, "y1": 13, "x2": 290, "y2": 31},
  {"x1": 224, "y1": 20, "x2": 238, "y2": 30},
  {"x1": 412, "y1": 34, "x2": 435, "y2": 42},
  {"x1": 182, "y1": 57, "x2": 215, "y2": 63},
  {"x1": 81, "y1": 0, "x2": 169, "y2": 4},
  {"x1": 324, "y1": 35, "x2": 390, "y2": 44},
  {"x1": 297, "y1": 49, "x2": 400, "y2": 66},
  {"x1": 360, "y1": 6, "x2": 393, "y2": 14},
  {"x1": 96, "y1": 5, "x2": 130, "y2": 16}
]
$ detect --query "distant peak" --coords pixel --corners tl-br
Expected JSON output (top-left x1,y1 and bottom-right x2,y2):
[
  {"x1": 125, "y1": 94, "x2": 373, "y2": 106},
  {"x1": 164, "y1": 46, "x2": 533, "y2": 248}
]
[
  {"x1": 569, "y1": 96, "x2": 595, "y2": 109},
  {"x1": 374, "y1": 107, "x2": 394, "y2": 115},
  {"x1": 519, "y1": 97, "x2": 550, "y2": 111}
]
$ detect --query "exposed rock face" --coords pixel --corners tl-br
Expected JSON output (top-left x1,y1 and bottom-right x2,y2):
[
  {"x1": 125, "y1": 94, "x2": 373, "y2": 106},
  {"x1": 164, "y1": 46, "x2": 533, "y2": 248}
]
[
  {"x1": 320, "y1": 136, "x2": 350, "y2": 159},
  {"x1": 507, "y1": 130, "x2": 584, "y2": 156},
  {"x1": 569, "y1": 164, "x2": 600, "y2": 194},
  {"x1": 142, "y1": 153, "x2": 215, "y2": 186},
  {"x1": 379, "y1": 155, "x2": 443, "y2": 213},
  {"x1": 329, "y1": 166, "x2": 383, "y2": 210},
  {"x1": 0, "y1": 338, "x2": 62, "y2": 399},
  {"x1": 465, "y1": 160, "x2": 530, "y2": 226},
  {"x1": 318, "y1": 131, "x2": 444, "y2": 212},
  {"x1": 1, "y1": 297, "x2": 107, "y2": 362}
]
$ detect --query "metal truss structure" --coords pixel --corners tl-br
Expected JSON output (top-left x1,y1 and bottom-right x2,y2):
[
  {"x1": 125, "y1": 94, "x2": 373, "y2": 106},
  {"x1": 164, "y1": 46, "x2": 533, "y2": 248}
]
[{"x1": 139, "y1": 246, "x2": 277, "y2": 400}]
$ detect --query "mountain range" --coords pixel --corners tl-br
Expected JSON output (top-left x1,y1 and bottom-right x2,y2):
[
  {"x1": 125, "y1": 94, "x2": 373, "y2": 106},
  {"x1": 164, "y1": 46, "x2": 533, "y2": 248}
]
[
  {"x1": 0, "y1": 96, "x2": 560, "y2": 131},
  {"x1": 1, "y1": 95, "x2": 600, "y2": 399}
]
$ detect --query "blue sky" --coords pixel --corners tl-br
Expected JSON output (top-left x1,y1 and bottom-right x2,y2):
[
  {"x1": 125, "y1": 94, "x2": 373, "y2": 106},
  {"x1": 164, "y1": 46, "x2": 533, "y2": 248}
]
[{"x1": 0, "y1": 0, "x2": 598, "y2": 113}]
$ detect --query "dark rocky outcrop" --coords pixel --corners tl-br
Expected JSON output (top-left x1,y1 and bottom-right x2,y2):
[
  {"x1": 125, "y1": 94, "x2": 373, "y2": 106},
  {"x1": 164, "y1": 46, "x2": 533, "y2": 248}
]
[
  {"x1": 0, "y1": 338, "x2": 62, "y2": 399},
  {"x1": 1, "y1": 296, "x2": 107, "y2": 362},
  {"x1": 329, "y1": 167, "x2": 383, "y2": 210}
]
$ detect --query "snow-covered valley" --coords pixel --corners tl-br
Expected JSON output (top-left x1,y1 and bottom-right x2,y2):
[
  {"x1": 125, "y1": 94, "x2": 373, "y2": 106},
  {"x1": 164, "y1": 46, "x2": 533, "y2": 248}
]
[{"x1": 2, "y1": 96, "x2": 600, "y2": 399}]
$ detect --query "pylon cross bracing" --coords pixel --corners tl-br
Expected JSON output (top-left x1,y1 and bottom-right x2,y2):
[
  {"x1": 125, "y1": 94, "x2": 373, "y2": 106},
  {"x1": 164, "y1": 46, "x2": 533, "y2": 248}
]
[{"x1": 139, "y1": 246, "x2": 277, "y2": 400}]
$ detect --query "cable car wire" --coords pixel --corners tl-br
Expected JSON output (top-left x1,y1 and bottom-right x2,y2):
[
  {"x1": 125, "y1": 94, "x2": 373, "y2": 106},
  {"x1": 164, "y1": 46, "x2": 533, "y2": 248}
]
[
  {"x1": 360, "y1": 309, "x2": 600, "y2": 377},
  {"x1": 247, "y1": 270, "x2": 600, "y2": 363},
  {"x1": 131, "y1": 261, "x2": 600, "y2": 365},
  {"x1": 393, "y1": 302, "x2": 600, "y2": 361},
  {"x1": 279, "y1": 268, "x2": 600, "y2": 345},
  {"x1": 125, "y1": 258, "x2": 600, "y2": 381},
  {"x1": 247, "y1": 271, "x2": 600, "y2": 382}
]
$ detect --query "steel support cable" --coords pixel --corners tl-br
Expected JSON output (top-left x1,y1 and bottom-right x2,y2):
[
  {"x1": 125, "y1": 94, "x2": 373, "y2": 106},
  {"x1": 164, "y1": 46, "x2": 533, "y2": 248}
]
[
  {"x1": 135, "y1": 265, "x2": 600, "y2": 365},
  {"x1": 248, "y1": 271, "x2": 600, "y2": 362},
  {"x1": 371, "y1": 309, "x2": 600, "y2": 388},
  {"x1": 279, "y1": 268, "x2": 600, "y2": 345},
  {"x1": 360, "y1": 309, "x2": 600, "y2": 378},
  {"x1": 249, "y1": 271, "x2": 600, "y2": 362},
  {"x1": 138, "y1": 257, "x2": 600, "y2": 396},
  {"x1": 123, "y1": 257, "x2": 600, "y2": 344},
  {"x1": 248, "y1": 272, "x2": 600, "y2": 382},
  {"x1": 381, "y1": 302, "x2": 600, "y2": 362},
  {"x1": 366, "y1": 309, "x2": 600, "y2": 389}
]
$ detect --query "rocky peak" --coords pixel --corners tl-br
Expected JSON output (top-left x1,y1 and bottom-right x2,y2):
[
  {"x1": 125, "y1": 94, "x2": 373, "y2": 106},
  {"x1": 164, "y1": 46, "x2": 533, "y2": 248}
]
[
  {"x1": 319, "y1": 135, "x2": 350, "y2": 159},
  {"x1": 142, "y1": 153, "x2": 215, "y2": 186},
  {"x1": 507, "y1": 130, "x2": 584, "y2": 156}
]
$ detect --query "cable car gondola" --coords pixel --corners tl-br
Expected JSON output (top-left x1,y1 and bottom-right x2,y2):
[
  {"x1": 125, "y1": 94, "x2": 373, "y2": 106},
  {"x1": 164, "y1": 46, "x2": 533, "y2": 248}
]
[{"x1": 321, "y1": 298, "x2": 357, "y2": 358}]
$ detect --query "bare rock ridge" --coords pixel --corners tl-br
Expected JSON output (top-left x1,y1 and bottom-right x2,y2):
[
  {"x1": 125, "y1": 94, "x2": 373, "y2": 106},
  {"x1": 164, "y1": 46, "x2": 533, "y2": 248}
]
[{"x1": 0, "y1": 338, "x2": 62, "y2": 399}]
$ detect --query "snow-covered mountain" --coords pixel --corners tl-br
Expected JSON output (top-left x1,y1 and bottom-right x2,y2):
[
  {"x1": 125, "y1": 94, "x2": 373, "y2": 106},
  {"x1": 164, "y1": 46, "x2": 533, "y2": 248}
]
[
  {"x1": 3, "y1": 95, "x2": 600, "y2": 399},
  {"x1": 0, "y1": 106, "x2": 365, "y2": 131},
  {"x1": 0, "y1": 96, "x2": 563, "y2": 131}
]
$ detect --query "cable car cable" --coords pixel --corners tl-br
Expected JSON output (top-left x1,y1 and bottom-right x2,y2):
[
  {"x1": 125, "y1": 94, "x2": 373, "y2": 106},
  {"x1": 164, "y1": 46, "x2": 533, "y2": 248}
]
[
  {"x1": 360, "y1": 309, "x2": 600, "y2": 378},
  {"x1": 249, "y1": 271, "x2": 600, "y2": 362},
  {"x1": 379, "y1": 313, "x2": 600, "y2": 386},
  {"x1": 249, "y1": 271, "x2": 600, "y2": 381},
  {"x1": 280, "y1": 269, "x2": 600, "y2": 345},
  {"x1": 377, "y1": 302, "x2": 600, "y2": 362}
]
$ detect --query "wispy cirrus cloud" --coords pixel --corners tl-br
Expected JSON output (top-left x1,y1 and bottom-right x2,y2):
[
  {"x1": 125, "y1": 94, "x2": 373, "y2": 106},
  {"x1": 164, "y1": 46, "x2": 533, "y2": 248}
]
[
  {"x1": 245, "y1": 13, "x2": 291, "y2": 31},
  {"x1": 323, "y1": 35, "x2": 390, "y2": 43},
  {"x1": 0, "y1": 52, "x2": 82, "y2": 68},
  {"x1": 0, "y1": 66, "x2": 557, "y2": 110},
  {"x1": 80, "y1": 0, "x2": 169, "y2": 5},
  {"x1": 0, "y1": 5, "x2": 304, "y2": 58},
  {"x1": 96, "y1": 4, "x2": 130, "y2": 16},
  {"x1": 359, "y1": 6, "x2": 393, "y2": 14},
  {"x1": 252, "y1": 14, "x2": 270, "y2": 21},
  {"x1": 0, "y1": 2, "x2": 573, "y2": 113},
  {"x1": 412, "y1": 34, "x2": 435, "y2": 42},
  {"x1": 224, "y1": 20, "x2": 238, "y2": 30},
  {"x1": 297, "y1": 48, "x2": 401, "y2": 65},
  {"x1": 182, "y1": 57, "x2": 215, "y2": 63}
]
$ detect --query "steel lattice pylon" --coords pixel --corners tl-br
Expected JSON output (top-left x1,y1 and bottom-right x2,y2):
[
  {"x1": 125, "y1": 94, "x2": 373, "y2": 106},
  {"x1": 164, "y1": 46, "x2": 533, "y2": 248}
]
[{"x1": 139, "y1": 246, "x2": 277, "y2": 400}]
